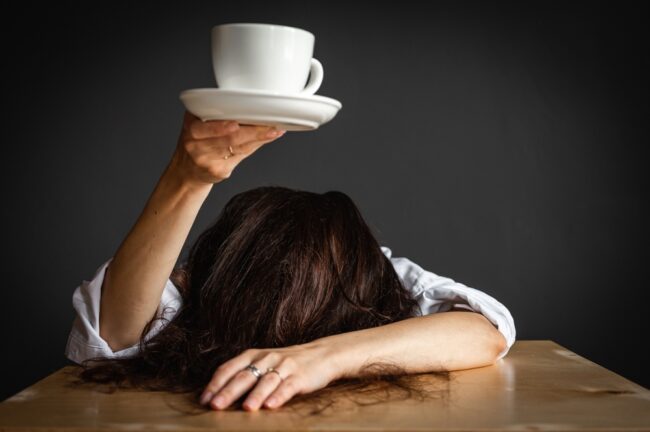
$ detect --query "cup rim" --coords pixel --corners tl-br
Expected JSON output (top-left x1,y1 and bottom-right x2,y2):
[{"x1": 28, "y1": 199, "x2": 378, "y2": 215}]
[{"x1": 212, "y1": 22, "x2": 314, "y2": 39}]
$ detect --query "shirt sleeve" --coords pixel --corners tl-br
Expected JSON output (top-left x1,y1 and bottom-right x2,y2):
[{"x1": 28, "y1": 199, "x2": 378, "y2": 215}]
[
  {"x1": 381, "y1": 246, "x2": 516, "y2": 360},
  {"x1": 64, "y1": 257, "x2": 183, "y2": 365}
]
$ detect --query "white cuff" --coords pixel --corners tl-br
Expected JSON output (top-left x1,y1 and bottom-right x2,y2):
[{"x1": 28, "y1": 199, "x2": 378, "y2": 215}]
[
  {"x1": 381, "y1": 247, "x2": 516, "y2": 360},
  {"x1": 413, "y1": 270, "x2": 517, "y2": 360},
  {"x1": 64, "y1": 258, "x2": 182, "y2": 364}
]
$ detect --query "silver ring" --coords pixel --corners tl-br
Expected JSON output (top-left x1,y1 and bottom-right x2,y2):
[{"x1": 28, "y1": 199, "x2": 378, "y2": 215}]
[{"x1": 244, "y1": 364, "x2": 263, "y2": 379}]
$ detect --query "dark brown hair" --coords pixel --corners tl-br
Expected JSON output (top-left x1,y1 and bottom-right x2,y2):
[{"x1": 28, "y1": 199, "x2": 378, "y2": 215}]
[{"x1": 69, "y1": 186, "x2": 449, "y2": 414}]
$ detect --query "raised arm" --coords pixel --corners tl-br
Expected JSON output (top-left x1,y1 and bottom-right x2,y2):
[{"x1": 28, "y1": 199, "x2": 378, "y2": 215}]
[{"x1": 99, "y1": 112, "x2": 286, "y2": 351}]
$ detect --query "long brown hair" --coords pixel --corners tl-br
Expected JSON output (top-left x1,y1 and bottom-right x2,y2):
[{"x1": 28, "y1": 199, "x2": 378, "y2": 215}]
[{"x1": 70, "y1": 186, "x2": 449, "y2": 414}]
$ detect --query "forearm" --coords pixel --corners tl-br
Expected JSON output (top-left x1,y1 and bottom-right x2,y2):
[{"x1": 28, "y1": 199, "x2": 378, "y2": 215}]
[
  {"x1": 100, "y1": 150, "x2": 212, "y2": 351},
  {"x1": 322, "y1": 311, "x2": 508, "y2": 380}
]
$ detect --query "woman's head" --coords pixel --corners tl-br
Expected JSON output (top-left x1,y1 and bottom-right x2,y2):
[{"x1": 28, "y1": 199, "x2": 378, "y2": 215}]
[
  {"x1": 74, "y1": 186, "x2": 443, "y2": 413},
  {"x1": 184, "y1": 186, "x2": 420, "y2": 355}
]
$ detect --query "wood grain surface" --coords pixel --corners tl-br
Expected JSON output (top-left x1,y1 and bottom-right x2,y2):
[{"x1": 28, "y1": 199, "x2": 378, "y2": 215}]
[{"x1": 1, "y1": 340, "x2": 649, "y2": 431}]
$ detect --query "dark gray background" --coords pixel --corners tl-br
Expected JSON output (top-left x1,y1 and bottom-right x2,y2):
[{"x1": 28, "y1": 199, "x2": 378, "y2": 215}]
[{"x1": 2, "y1": 1, "x2": 648, "y2": 400}]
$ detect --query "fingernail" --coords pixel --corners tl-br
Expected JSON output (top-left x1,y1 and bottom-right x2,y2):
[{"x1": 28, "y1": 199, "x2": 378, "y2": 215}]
[
  {"x1": 212, "y1": 395, "x2": 225, "y2": 408},
  {"x1": 200, "y1": 391, "x2": 214, "y2": 405},
  {"x1": 266, "y1": 129, "x2": 280, "y2": 138},
  {"x1": 266, "y1": 397, "x2": 277, "y2": 407},
  {"x1": 226, "y1": 121, "x2": 239, "y2": 132}
]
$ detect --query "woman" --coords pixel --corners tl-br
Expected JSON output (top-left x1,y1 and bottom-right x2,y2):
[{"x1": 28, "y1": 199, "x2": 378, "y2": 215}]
[{"x1": 65, "y1": 112, "x2": 516, "y2": 412}]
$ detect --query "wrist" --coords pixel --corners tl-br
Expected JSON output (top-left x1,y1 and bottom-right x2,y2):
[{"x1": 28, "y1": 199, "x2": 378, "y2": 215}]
[
  {"x1": 142, "y1": 153, "x2": 213, "y2": 217},
  {"x1": 308, "y1": 333, "x2": 364, "y2": 382},
  {"x1": 163, "y1": 149, "x2": 215, "y2": 197}
]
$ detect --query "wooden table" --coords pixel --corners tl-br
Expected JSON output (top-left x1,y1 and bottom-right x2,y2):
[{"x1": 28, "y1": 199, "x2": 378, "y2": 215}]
[{"x1": 1, "y1": 340, "x2": 649, "y2": 431}]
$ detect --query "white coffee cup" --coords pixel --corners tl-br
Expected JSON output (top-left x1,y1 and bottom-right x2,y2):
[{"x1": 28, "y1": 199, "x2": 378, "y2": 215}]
[{"x1": 211, "y1": 23, "x2": 324, "y2": 95}]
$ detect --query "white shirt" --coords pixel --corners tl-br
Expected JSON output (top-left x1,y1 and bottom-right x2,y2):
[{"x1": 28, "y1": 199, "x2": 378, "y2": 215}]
[{"x1": 65, "y1": 246, "x2": 516, "y2": 365}]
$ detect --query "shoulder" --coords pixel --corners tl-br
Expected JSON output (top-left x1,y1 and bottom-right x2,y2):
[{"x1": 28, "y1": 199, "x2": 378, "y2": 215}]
[{"x1": 379, "y1": 245, "x2": 427, "y2": 291}]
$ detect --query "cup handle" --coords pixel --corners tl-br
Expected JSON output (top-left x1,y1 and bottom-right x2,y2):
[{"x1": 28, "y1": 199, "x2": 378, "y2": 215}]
[{"x1": 301, "y1": 58, "x2": 324, "y2": 95}]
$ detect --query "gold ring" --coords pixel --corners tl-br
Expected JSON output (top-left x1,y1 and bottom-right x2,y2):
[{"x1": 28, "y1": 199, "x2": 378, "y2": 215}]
[
  {"x1": 223, "y1": 145, "x2": 235, "y2": 160},
  {"x1": 266, "y1": 367, "x2": 283, "y2": 381}
]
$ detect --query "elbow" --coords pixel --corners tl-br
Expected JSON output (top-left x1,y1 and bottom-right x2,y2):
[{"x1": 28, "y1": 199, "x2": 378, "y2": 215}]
[
  {"x1": 473, "y1": 312, "x2": 509, "y2": 364},
  {"x1": 492, "y1": 330, "x2": 508, "y2": 362},
  {"x1": 99, "y1": 316, "x2": 141, "y2": 353},
  {"x1": 99, "y1": 326, "x2": 134, "y2": 353}
]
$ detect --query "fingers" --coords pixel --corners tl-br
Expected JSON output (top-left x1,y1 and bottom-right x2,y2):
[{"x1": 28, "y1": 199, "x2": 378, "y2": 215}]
[
  {"x1": 181, "y1": 131, "x2": 286, "y2": 184},
  {"x1": 241, "y1": 371, "x2": 284, "y2": 411},
  {"x1": 200, "y1": 131, "x2": 286, "y2": 162},
  {"x1": 262, "y1": 375, "x2": 304, "y2": 410},
  {"x1": 208, "y1": 369, "x2": 260, "y2": 410},
  {"x1": 209, "y1": 352, "x2": 285, "y2": 410},
  {"x1": 199, "y1": 348, "x2": 259, "y2": 406},
  {"x1": 187, "y1": 123, "x2": 286, "y2": 158},
  {"x1": 184, "y1": 112, "x2": 240, "y2": 139},
  {"x1": 200, "y1": 351, "x2": 294, "y2": 411},
  {"x1": 226, "y1": 125, "x2": 286, "y2": 148},
  {"x1": 184, "y1": 111, "x2": 285, "y2": 143}
]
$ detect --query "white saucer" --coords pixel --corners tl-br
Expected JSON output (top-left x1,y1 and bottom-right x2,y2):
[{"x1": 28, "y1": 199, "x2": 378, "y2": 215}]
[{"x1": 179, "y1": 87, "x2": 342, "y2": 131}]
